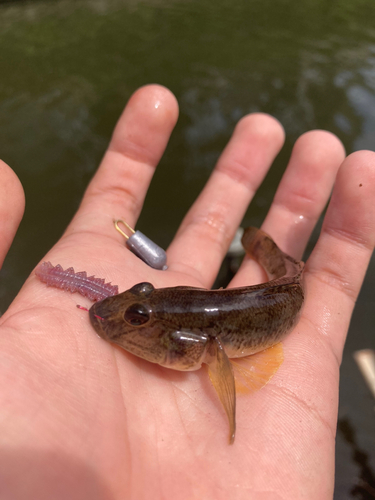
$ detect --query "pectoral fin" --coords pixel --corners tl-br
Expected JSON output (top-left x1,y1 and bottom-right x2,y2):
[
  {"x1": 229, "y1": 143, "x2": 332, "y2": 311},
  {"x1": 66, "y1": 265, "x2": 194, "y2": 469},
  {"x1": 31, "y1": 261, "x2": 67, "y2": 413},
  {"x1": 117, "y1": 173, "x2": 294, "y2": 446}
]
[
  {"x1": 206, "y1": 338, "x2": 236, "y2": 444},
  {"x1": 231, "y1": 343, "x2": 284, "y2": 395}
]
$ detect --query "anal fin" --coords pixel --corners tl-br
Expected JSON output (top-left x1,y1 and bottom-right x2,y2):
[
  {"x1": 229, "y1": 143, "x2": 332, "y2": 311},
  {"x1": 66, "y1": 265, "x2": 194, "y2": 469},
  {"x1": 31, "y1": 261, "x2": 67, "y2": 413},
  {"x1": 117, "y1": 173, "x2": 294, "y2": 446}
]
[{"x1": 231, "y1": 343, "x2": 284, "y2": 395}]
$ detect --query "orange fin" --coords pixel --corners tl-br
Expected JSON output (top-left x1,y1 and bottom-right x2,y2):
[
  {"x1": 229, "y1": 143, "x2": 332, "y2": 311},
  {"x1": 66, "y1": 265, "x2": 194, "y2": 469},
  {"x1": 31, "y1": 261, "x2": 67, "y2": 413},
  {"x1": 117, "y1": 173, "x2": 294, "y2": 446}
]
[
  {"x1": 231, "y1": 343, "x2": 284, "y2": 395},
  {"x1": 207, "y1": 338, "x2": 236, "y2": 444}
]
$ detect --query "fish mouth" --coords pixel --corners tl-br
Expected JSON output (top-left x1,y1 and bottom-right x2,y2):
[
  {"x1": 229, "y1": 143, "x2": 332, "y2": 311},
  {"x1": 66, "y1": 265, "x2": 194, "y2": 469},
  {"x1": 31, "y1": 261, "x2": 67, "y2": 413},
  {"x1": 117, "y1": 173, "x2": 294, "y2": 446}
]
[{"x1": 89, "y1": 304, "x2": 108, "y2": 340}]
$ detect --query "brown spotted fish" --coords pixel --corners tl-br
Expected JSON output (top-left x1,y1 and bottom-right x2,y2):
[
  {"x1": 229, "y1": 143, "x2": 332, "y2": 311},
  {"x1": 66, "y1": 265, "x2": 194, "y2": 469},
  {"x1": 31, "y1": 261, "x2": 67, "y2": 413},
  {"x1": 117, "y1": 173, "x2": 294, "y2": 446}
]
[{"x1": 87, "y1": 228, "x2": 305, "y2": 443}]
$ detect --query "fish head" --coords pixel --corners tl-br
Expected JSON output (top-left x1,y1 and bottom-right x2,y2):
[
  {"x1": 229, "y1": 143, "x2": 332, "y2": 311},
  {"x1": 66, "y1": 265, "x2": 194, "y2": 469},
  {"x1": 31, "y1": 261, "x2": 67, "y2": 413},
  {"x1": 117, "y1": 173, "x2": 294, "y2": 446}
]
[{"x1": 89, "y1": 282, "x2": 209, "y2": 371}]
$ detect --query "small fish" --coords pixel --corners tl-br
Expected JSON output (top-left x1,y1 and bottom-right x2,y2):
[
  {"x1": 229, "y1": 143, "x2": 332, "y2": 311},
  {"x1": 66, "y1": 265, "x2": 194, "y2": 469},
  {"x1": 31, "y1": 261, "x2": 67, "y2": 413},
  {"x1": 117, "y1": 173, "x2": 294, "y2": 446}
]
[{"x1": 89, "y1": 228, "x2": 305, "y2": 443}]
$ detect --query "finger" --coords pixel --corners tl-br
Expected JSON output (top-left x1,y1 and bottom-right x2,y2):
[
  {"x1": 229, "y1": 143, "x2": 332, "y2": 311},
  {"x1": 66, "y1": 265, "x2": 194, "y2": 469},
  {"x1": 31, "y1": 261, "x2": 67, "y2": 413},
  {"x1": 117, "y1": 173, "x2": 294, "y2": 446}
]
[
  {"x1": 0, "y1": 160, "x2": 25, "y2": 269},
  {"x1": 64, "y1": 85, "x2": 178, "y2": 239},
  {"x1": 303, "y1": 150, "x2": 375, "y2": 361},
  {"x1": 263, "y1": 131, "x2": 346, "y2": 256},
  {"x1": 231, "y1": 130, "x2": 345, "y2": 287},
  {"x1": 167, "y1": 113, "x2": 285, "y2": 285}
]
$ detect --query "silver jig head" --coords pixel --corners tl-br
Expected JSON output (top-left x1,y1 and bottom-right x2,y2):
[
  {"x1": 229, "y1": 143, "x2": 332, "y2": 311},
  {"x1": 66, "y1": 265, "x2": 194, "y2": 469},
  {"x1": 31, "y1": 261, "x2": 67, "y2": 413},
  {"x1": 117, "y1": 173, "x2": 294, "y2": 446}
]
[{"x1": 114, "y1": 219, "x2": 168, "y2": 270}]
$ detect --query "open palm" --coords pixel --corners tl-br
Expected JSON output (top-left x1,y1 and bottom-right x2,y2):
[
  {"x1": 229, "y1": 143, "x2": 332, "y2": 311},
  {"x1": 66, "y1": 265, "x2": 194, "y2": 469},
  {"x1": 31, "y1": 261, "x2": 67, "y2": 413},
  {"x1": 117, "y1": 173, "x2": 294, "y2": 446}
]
[{"x1": 1, "y1": 85, "x2": 374, "y2": 500}]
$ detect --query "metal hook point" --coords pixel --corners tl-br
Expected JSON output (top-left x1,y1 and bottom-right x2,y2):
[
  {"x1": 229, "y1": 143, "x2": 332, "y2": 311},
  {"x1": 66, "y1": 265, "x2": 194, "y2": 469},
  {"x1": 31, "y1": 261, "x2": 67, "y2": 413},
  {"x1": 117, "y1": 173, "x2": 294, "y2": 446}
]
[
  {"x1": 114, "y1": 219, "x2": 135, "y2": 240},
  {"x1": 114, "y1": 218, "x2": 168, "y2": 270}
]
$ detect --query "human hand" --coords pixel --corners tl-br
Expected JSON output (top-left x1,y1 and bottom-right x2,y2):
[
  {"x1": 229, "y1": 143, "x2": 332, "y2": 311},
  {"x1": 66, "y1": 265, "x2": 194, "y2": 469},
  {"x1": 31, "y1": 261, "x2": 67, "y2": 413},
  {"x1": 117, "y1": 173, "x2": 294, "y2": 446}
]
[{"x1": 1, "y1": 85, "x2": 374, "y2": 500}]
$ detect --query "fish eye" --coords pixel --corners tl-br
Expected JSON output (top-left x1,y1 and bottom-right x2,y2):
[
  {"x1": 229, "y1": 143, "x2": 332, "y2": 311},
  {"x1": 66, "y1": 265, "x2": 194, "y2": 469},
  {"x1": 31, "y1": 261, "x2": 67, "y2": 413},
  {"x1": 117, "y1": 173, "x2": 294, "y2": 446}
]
[{"x1": 124, "y1": 303, "x2": 150, "y2": 326}]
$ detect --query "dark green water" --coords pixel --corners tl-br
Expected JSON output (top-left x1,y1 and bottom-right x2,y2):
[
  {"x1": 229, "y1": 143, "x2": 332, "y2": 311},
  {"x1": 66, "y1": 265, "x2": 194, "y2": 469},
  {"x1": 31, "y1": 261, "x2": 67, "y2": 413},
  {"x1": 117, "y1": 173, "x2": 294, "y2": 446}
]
[{"x1": 0, "y1": 0, "x2": 374, "y2": 497}]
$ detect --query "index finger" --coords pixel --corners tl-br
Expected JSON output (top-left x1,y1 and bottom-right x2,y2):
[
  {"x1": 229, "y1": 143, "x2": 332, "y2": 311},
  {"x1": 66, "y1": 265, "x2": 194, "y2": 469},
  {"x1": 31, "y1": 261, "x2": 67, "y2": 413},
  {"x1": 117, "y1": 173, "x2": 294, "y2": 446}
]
[{"x1": 63, "y1": 85, "x2": 179, "y2": 241}]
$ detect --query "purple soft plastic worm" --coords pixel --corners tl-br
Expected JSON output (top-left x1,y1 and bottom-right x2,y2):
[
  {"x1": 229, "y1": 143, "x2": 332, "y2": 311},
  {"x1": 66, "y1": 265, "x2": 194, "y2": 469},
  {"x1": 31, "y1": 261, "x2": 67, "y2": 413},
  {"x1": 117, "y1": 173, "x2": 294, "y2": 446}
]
[{"x1": 35, "y1": 262, "x2": 119, "y2": 302}]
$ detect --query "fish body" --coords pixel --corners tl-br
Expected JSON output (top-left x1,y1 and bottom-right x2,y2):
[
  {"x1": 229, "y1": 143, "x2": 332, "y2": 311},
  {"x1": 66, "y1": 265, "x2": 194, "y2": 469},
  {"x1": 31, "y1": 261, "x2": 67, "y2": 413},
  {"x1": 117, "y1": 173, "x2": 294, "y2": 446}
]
[
  {"x1": 89, "y1": 278, "x2": 303, "y2": 368},
  {"x1": 89, "y1": 227, "x2": 304, "y2": 443}
]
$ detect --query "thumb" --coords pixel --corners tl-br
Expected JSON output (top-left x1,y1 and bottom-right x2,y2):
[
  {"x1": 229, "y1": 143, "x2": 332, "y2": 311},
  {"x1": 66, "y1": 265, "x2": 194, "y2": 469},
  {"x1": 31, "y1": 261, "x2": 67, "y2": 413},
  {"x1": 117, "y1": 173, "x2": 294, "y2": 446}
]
[{"x1": 0, "y1": 160, "x2": 25, "y2": 269}]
